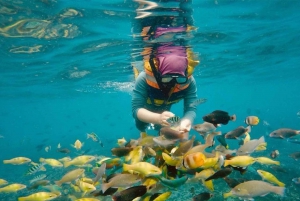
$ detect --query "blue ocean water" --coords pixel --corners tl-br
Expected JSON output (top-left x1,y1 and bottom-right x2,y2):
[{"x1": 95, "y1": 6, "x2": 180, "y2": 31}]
[{"x1": 0, "y1": 0, "x2": 300, "y2": 200}]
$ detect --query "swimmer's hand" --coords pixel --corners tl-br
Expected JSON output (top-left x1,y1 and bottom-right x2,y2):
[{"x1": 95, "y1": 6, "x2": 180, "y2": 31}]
[
  {"x1": 178, "y1": 119, "x2": 192, "y2": 139},
  {"x1": 158, "y1": 111, "x2": 175, "y2": 127}
]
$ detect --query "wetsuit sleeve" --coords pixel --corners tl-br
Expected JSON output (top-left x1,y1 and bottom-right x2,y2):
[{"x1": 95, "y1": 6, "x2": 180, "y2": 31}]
[
  {"x1": 132, "y1": 71, "x2": 148, "y2": 120},
  {"x1": 182, "y1": 76, "x2": 197, "y2": 123}
]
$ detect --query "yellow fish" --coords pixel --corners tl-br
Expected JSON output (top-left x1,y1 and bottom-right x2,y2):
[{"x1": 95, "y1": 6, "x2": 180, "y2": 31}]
[
  {"x1": 0, "y1": 183, "x2": 26, "y2": 193},
  {"x1": 39, "y1": 158, "x2": 63, "y2": 168},
  {"x1": 123, "y1": 162, "x2": 162, "y2": 176},
  {"x1": 76, "y1": 180, "x2": 96, "y2": 196},
  {"x1": 194, "y1": 168, "x2": 215, "y2": 191},
  {"x1": 0, "y1": 179, "x2": 8, "y2": 186},
  {"x1": 162, "y1": 152, "x2": 180, "y2": 166},
  {"x1": 3, "y1": 157, "x2": 31, "y2": 165},
  {"x1": 255, "y1": 157, "x2": 280, "y2": 166},
  {"x1": 182, "y1": 152, "x2": 206, "y2": 169},
  {"x1": 224, "y1": 155, "x2": 256, "y2": 168},
  {"x1": 63, "y1": 155, "x2": 95, "y2": 168},
  {"x1": 18, "y1": 192, "x2": 58, "y2": 201},
  {"x1": 70, "y1": 183, "x2": 81, "y2": 192},
  {"x1": 55, "y1": 168, "x2": 85, "y2": 186},
  {"x1": 125, "y1": 146, "x2": 145, "y2": 164},
  {"x1": 245, "y1": 116, "x2": 260, "y2": 126},
  {"x1": 152, "y1": 191, "x2": 172, "y2": 201},
  {"x1": 201, "y1": 152, "x2": 220, "y2": 169},
  {"x1": 243, "y1": 132, "x2": 251, "y2": 144},
  {"x1": 72, "y1": 139, "x2": 83, "y2": 150},
  {"x1": 257, "y1": 170, "x2": 285, "y2": 187},
  {"x1": 75, "y1": 198, "x2": 100, "y2": 201}
]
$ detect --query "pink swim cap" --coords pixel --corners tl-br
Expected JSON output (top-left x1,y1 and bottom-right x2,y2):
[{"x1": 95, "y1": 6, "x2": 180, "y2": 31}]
[{"x1": 158, "y1": 54, "x2": 188, "y2": 76}]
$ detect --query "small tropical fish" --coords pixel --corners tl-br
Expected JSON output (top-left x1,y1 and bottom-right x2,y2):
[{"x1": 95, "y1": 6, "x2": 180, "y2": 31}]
[
  {"x1": 153, "y1": 136, "x2": 177, "y2": 147},
  {"x1": 225, "y1": 126, "x2": 251, "y2": 139},
  {"x1": 292, "y1": 177, "x2": 300, "y2": 184},
  {"x1": 150, "y1": 191, "x2": 172, "y2": 201},
  {"x1": 29, "y1": 174, "x2": 47, "y2": 184},
  {"x1": 244, "y1": 116, "x2": 260, "y2": 126},
  {"x1": 193, "y1": 192, "x2": 213, "y2": 201},
  {"x1": 216, "y1": 134, "x2": 229, "y2": 149},
  {"x1": 101, "y1": 173, "x2": 141, "y2": 193},
  {"x1": 112, "y1": 185, "x2": 147, "y2": 201},
  {"x1": 76, "y1": 180, "x2": 96, "y2": 196},
  {"x1": 39, "y1": 158, "x2": 63, "y2": 168},
  {"x1": 224, "y1": 155, "x2": 256, "y2": 168},
  {"x1": 202, "y1": 110, "x2": 236, "y2": 126},
  {"x1": 236, "y1": 136, "x2": 265, "y2": 156},
  {"x1": 25, "y1": 163, "x2": 46, "y2": 175},
  {"x1": 289, "y1": 151, "x2": 300, "y2": 160},
  {"x1": 117, "y1": 137, "x2": 127, "y2": 147},
  {"x1": 189, "y1": 98, "x2": 207, "y2": 107},
  {"x1": 193, "y1": 122, "x2": 218, "y2": 136},
  {"x1": 44, "y1": 146, "x2": 51, "y2": 152},
  {"x1": 173, "y1": 136, "x2": 196, "y2": 157},
  {"x1": 257, "y1": 170, "x2": 285, "y2": 187},
  {"x1": 182, "y1": 152, "x2": 206, "y2": 169},
  {"x1": 58, "y1": 156, "x2": 71, "y2": 162},
  {"x1": 125, "y1": 146, "x2": 145, "y2": 164},
  {"x1": 223, "y1": 180, "x2": 285, "y2": 199},
  {"x1": 57, "y1": 148, "x2": 71, "y2": 154},
  {"x1": 0, "y1": 183, "x2": 26, "y2": 193},
  {"x1": 75, "y1": 198, "x2": 100, "y2": 201},
  {"x1": 205, "y1": 167, "x2": 232, "y2": 181},
  {"x1": 87, "y1": 132, "x2": 99, "y2": 142},
  {"x1": 92, "y1": 162, "x2": 106, "y2": 184},
  {"x1": 205, "y1": 131, "x2": 221, "y2": 147},
  {"x1": 255, "y1": 157, "x2": 280, "y2": 166},
  {"x1": 123, "y1": 162, "x2": 162, "y2": 176},
  {"x1": 0, "y1": 179, "x2": 8, "y2": 186},
  {"x1": 57, "y1": 143, "x2": 61, "y2": 148},
  {"x1": 158, "y1": 176, "x2": 188, "y2": 188},
  {"x1": 269, "y1": 128, "x2": 300, "y2": 139},
  {"x1": 63, "y1": 155, "x2": 95, "y2": 168},
  {"x1": 72, "y1": 139, "x2": 83, "y2": 150},
  {"x1": 18, "y1": 192, "x2": 57, "y2": 201},
  {"x1": 3, "y1": 157, "x2": 31, "y2": 165},
  {"x1": 27, "y1": 180, "x2": 50, "y2": 190},
  {"x1": 111, "y1": 147, "x2": 133, "y2": 157},
  {"x1": 270, "y1": 150, "x2": 279, "y2": 159},
  {"x1": 166, "y1": 116, "x2": 181, "y2": 127},
  {"x1": 160, "y1": 127, "x2": 185, "y2": 140},
  {"x1": 55, "y1": 168, "x2": 85, "y2": 186}
]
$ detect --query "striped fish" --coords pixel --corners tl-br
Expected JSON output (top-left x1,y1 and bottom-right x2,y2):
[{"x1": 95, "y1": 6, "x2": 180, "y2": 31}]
[
  {"x1": 25, "y1": 163, "x2": 46, "y2": 175},
  {"x1": 29, "y1": 174, "x2": 47, "y2": 184},
  {"x1": 167, "y1": 116, "x2": 180, "y2": 127}
]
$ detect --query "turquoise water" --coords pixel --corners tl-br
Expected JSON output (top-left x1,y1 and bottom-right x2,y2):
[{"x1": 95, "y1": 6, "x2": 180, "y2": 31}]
[{"x1": 0, "y1": 0, "x2": 300, "y2": 200}]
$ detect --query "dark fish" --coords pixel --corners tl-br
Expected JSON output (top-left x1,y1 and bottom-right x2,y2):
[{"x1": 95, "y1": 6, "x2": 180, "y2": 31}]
[
  {"x1": 92, "y1": 187, "x2": 118, "y2": 196},
  {"x1": 269, "y1": 128, "x2": 300, "y2": 139},
  {"x1": 111, "y1": 147, "x2": 133, "y2": 157},
  {"x1": 225, "y1": 126, "x2": 250, "y2": 139},
  {"x1": 57, "y1": 148, "x2": 70, "y2": 154},
  {"x1": 216, "y1": 134, "x2": 229, "y2": 149},
  {"x1": 202, "y1": 110, "x2": 236, "y2": 126},
  {"x1": 205, "y1": 167, "x2": 232, "y2": 181},
  {"x1": 193, "y1": 192, "x2": 213, "y2": 201},
  {"x1": 160, "y1": 127, "x2": 185, "y2": 140},
  {"x1": 112, "y1": 185, "x2": 147, "y2": 201},
  {"x1": 289, "y1": 151, "x2": 300, "y2": 160},
  {"x1": 223, "y1": 177, "x2": 241, "y2": 188},
  {"x1": 231, "y1": 166, "x2": 247, "y2": 175},
  {"x1": 270, "y1": 150, "x2": 279, "y2": 159}
]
